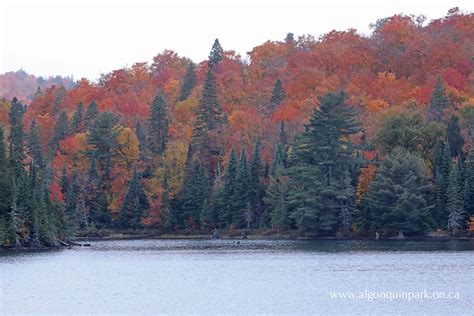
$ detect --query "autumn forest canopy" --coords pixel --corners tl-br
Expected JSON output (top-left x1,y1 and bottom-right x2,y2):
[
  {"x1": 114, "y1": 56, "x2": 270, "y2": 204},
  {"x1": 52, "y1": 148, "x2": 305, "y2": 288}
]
[{"x1": 0, "y1": 9, "x2": 473, "y2": 247}]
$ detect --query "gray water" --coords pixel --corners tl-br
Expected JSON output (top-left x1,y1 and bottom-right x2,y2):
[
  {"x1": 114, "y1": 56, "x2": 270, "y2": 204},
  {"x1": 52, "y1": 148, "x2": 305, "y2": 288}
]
[{"x1": 1, "y1": 239, "x2": 473, "y2": 315}]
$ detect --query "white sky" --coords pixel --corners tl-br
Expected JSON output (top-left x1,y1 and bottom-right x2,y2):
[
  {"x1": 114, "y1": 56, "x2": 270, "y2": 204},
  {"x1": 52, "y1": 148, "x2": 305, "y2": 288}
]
[{"x1": 0, "y1": 0, "x2": 472, "y2": 81}]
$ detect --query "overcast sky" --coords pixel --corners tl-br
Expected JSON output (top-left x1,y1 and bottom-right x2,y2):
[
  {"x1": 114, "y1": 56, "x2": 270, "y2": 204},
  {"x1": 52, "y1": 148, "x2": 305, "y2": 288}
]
[{"x1": 0, "y1": 0, "x2": 471, "y2": 81}]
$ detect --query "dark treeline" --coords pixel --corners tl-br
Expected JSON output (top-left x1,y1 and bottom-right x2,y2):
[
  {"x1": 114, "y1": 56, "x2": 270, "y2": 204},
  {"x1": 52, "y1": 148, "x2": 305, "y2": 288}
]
[{"x1": 1, "y1": 36, "x2": 474, "y2": 248}]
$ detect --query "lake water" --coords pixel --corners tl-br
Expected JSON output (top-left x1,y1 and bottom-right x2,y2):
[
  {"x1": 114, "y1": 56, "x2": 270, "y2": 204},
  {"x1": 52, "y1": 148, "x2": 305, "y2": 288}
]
[{"x1": 1, "y1": 239, "x2": 473, "y2": 315}]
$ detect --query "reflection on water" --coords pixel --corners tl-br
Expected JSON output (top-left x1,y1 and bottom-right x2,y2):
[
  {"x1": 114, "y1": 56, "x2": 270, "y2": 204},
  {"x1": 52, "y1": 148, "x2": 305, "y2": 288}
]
[{"x1": 1, "y1": 239, "x2": 473, "y2": 315}]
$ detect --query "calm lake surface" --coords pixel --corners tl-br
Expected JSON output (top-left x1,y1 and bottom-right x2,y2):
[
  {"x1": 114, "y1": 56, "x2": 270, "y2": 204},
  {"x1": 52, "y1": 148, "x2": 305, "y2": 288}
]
[{"x1": 1, "y1": 239, "x2": 473, "y2": 315}]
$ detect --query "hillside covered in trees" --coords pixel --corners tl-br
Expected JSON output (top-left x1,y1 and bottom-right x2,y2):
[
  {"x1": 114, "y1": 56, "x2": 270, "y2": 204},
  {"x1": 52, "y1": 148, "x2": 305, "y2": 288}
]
[{"x1": 0, "y1": 9, "x2": 473, "y2": 247}]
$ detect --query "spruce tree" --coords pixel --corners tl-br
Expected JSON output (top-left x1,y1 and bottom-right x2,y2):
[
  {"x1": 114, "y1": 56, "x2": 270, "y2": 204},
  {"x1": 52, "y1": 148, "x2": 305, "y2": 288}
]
[
  {"x1": 118, "y1": 168, "x2": 149, "y2": 229},
  {"x1": 179, "y1": 62, "x2": 197, "y2": 101},
  {"x1": 84, "y1": 100, "x2": 99, "y2": 129},
  {"x1": 270, "y1": 79, "x2": 285, "y2": 107},
  {"x1": 360, "y1": 147, "x2": 434, "y2": 235},
  {"x1": 190, "y1": 67, "x2": 228, "y2": 178},
  {"x1": 446, "y1": 115, "x2": 464, "y2": 157},
  {"x1": 135, "y1": 120, "x2": 147, "y2": 160},
  {"x1": 265, "y1": 164, "x2": 290, "y2": 231},
  {"x1": 148, "y1": 94, "x2": 169, "y2": 155},
  {"x1": 249, "y1": 142, "x2": 265, "y2": 226},
  {"x1": 446, "y1": 160, "x2": 465, "y2": 234},
  {"x1": 208, "y1": 39, "x2": 224, "y2": 68},
  {"x1": 287, "y1": 92, "x2": 361, "y2": 235},
  {"x1": 71, "y1": 102, "x2": 84, "y2": 133},
  {"x1": 427, "y1": 76, "x2": 450, "y2": 123}
]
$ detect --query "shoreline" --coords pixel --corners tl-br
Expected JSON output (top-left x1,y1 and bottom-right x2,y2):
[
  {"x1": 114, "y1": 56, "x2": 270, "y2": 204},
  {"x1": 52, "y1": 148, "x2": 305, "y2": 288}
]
[{"x1": 2, "y1": 231, "x2": 473, "y2": 251}]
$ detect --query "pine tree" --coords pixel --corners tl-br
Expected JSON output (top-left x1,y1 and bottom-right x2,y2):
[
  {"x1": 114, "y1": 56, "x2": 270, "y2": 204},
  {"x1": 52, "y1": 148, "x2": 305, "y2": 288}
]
[
  {"x1": 279, "y1": 121, "x2": 288, "y2": 149},
  {"x1": 271, "y1": 144, "x2": 284, "y2": 176},
  {"x1": 360, "y1": 147, "x2": 434, "y2": 235},
  {"x1": 208, "y1": 39, "x2": 224, "y2": 68},
  {"x1": 71, "y1": 102, "x2": 84, "y2": 133},
  {"x1": 84, "y1": 100, "x2": 99, "y2": 129},
  {"x1": 287, "y1": 92, "x2": 361, "y2": 235},
  {"x1": 65, "y1": 173, "x2": 79, "y2": 234},
  {"x1": 49, "y1": 111, "x2": 69, "y2": 158},
  {"x1": 446, "y1": 115, "x2": 464, "y2": 157},
  {"x1": 427, "y1": 76, "x2": 450, "y2": 123},
  {"x1": 28, "y1": 120, "x2": 44, "y2": 169},
  {"x1": 446, "y1": 160, "x2": 465, "y2": 234},
  {"x1": 179, "y1": 62, "x2": 197, "y2": 101},
  {"x1": 148, "y1": 94, "x2": 169, "y2": 155},
  {"x1": 270, "y1": 79, "x2": 285, "y2": 107}
]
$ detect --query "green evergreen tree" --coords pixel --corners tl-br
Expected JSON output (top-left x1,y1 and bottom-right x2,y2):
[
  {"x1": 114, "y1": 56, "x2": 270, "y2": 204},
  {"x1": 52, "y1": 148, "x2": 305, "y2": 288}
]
[
  {"x1": 135, "y1": 120, "x2": 147, "y2": 160},
  {"x1": 464, "y1": 143, "x2": 474, "y2": 217},
  {"x1": 434, "y1": 140, "x2": 452, "y2": 227},
  {"x1": 28, "y1": 120, "x2": 44, "y2": 169},
  {"x1": 148, "y1": 94, "x2": 169, "y2": 155},
  {"x1": 7, "y1": 178, "x2": 22, "y2": 247},
  {"x1": 85, "y1": 155, "x2": 111, "y2": 227},
  {"x1": 208, "y1": 39, "x2": 224, "y2": 68},
  {"x1": 217, "y1": 149, "x2": 238, "y2": 227},
  {"x1": 0, "y1": 124, "x2": 12, "y2": 244},
  {"x1": 87, "y1": 112, "x2": 120, "y2": 193},
  {"x1": 179, "y1": 62, "x2": 197, "y2": 101},
  {"x1": 233, "y1": 148, "x2": 251, "y2": 227},
  {"x1": 161, "y1": 171, "x2": 173, "y2": 230},
  {"x1": 360, "y1": 147, "x2": 434, "y2": 235},
  {"x1": 49, "y1": 111, "x2": 69, "y2": 158},
  {"x1": 199, "y1": 198, "x2": 212, "y2": 230},
  {"x1": 270, "y1": 79, "x2": 285, "y2": 107},
  {"x1": 59, "y1": 165, "x2": 69, "y2": 195},
  {"x1": 265, "y1": 165, "x2": 290, "y2": 231},
  {"x1": 249, "y1": 142, "x2": 265, "y2": 226},
  {"x1": 71, "y1": 102, "x2": 84, "y2": 133},
  {"x1": 427, "y1": 76, "x2": 450, "y2": 123},
  {"x1": 446, "y1": 160, "x2": 465, "y2": 234},
  {"x1": 177, "y1": 163, "x2": 210, "y2": 228},
  {"x1": 287, "y1": 92, "x2": 361, "y2": 235},
  {"x1": 190, "y1": 67, "x2": 228, "y2": 178},
  {"x1": 118, "y1": 168, "x2": 149, "y2": 229},
  {"x1": 8, "y1": 97, "x2": 26, "y2": 177},
  {"x1": 84, "y1": 100, "x2": 99, "y2": 129},
  {"x1": 446, "y1": 115, "x2": 464, "y2": 157}
]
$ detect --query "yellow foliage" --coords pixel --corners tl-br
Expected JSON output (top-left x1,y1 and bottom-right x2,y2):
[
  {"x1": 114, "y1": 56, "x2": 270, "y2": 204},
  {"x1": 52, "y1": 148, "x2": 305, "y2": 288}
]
[{"x1": 115, "y1": 127, "x2": 140, "y2": 169}]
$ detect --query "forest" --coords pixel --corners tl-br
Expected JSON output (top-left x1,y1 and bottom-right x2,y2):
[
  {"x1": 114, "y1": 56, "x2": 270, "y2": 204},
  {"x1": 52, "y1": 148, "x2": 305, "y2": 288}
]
[{"x1": 0, "y1": 8, "x2": 473, "y2": 247}]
